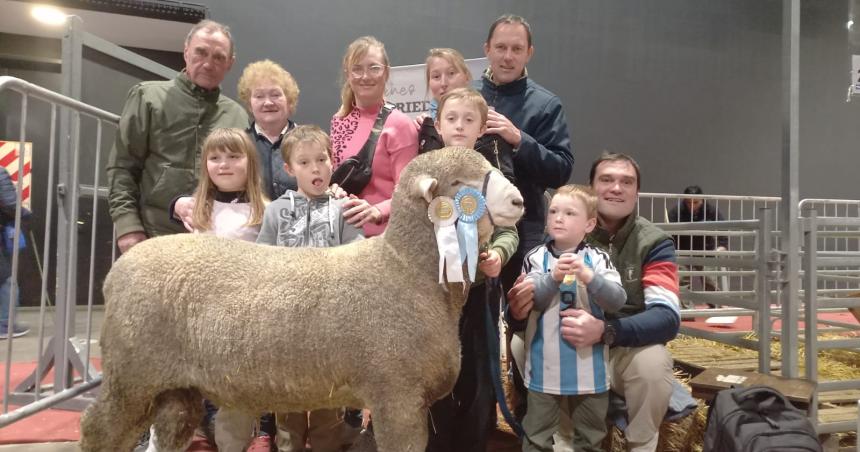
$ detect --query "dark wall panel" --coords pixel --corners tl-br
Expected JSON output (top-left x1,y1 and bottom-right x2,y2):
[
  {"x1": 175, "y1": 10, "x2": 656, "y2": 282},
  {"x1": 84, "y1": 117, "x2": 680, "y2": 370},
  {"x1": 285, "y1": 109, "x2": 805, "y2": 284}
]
[
  {"x1": 4, "y1": 1, "x2": 860, "y2": 306},
  {"x1": 196, "y1": 0, "x2": 860, "y2": 199}
]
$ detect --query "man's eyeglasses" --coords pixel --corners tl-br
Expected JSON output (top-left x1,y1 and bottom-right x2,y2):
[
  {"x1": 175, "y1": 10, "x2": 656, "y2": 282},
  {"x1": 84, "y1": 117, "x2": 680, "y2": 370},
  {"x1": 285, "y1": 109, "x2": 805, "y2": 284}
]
[{"x1": 349, "y1": 64, "x2": 386, "y2": 78}]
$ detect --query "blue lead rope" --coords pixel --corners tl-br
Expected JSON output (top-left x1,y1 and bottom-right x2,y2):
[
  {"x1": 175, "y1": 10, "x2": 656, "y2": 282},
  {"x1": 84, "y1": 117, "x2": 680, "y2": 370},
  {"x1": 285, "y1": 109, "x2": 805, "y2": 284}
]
[{"x1": 483, "y1": 277, "x2": 527, "y2": 439}]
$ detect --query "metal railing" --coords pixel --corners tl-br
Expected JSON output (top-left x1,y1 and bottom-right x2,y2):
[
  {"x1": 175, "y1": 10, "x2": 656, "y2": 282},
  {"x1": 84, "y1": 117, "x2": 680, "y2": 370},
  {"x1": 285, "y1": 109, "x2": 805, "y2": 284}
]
[
  {"x1": 801, "y1": 209, "x2": 860, "y2": 435},
  {"x1": 641, "y1": 195, "x2": 860, "y2": 435},
  {"x1": 653, "y1": 208, "x2": 777, "y2": 373},
  {"x1": 0, "y1": 75, "x2": 117, "y2": 427},
  {"x1": 1, "y1": 13, "x2": 173, "y2": 428},
  {"x1": 798, "y1": 199, "x2": 860, "y2": 294},
  {"x1": 639, "y1": 193, "x2": 782, "y2": 297},
  {"x1": 638, "y1": 192, "x2": 782, "y2": 225}
]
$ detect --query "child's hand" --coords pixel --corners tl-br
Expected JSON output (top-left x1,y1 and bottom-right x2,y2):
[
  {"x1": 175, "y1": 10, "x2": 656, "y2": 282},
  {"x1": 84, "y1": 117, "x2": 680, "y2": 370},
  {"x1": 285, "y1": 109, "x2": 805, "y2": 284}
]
[
  {"x1": 577, "y1": 265, "x2": 594, "y2": 285},
  {"x1": 413, "y1": 113, "x2": 430, "y2": 130},
  {"x1": 552, "y1": 253, "x2": 577, "y2": 282},
  {"x1": 174, "y1": 196, "x2": 196, "y2": 232},
  {"x1": 328, "y1": 183, "x2": 348, "y2": 199},
  {"x1": 478, "y1": 249, "x2": 502, "y2": 278},
  {"x1": 553, "y1": 253, "x2": 594, "y2": 284},
  {"x1": 361, "y1": 408, "x2": 372, "y2": 429}
]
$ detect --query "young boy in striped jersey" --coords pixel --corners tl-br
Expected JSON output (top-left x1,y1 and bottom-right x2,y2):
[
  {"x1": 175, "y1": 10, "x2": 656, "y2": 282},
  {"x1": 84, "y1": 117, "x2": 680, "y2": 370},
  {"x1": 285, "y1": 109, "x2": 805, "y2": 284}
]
[{"x1": 520, "y1": 184, "x2": 626, "y2": 452}]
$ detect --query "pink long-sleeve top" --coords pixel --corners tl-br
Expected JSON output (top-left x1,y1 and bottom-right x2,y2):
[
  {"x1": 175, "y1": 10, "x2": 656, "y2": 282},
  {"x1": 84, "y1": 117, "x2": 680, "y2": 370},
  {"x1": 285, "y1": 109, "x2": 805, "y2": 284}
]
[{"x1": 330, "y1": 103, "x2": 418, "y2": 237}]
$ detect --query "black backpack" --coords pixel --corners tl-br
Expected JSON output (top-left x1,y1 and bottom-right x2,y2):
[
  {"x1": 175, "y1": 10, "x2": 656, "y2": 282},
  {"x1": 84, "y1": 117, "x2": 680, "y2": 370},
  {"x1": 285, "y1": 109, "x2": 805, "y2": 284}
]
[{"x1": 703, "y1": 385, "x2": 821, "y2": 452}]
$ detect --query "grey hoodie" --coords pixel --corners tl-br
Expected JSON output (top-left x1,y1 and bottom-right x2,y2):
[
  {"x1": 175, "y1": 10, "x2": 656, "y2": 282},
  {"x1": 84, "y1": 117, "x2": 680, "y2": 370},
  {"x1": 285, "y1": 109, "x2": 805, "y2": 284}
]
[{"x1": 257, "y1": 190, "x2": 364, "y2": 248}]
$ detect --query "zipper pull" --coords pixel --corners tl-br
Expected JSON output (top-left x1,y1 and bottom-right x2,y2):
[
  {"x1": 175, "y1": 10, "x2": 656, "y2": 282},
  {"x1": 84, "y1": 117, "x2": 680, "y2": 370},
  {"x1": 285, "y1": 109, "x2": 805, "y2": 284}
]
[{"x1": 763, "y1": 415, "x2": 778, "y2": 429}]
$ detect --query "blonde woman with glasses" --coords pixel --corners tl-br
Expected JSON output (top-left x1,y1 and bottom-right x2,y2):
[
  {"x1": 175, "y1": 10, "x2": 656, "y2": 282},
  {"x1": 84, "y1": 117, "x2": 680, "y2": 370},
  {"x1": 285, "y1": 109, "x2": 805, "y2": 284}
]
[{"x1": 330, "y1": 36, "x2": 418, "y2": 237}]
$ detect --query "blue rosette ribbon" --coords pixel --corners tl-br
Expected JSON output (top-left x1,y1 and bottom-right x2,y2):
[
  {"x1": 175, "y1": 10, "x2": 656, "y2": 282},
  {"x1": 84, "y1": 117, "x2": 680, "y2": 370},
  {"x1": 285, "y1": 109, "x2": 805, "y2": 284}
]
[{"x1": 454, "y1": 187, "x2": 487, "y2": 283}]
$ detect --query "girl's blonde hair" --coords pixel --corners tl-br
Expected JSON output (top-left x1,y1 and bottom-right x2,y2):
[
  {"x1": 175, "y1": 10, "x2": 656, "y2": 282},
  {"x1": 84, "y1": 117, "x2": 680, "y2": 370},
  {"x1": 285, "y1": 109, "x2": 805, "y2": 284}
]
[
  {"x1": 335, "y1": 36, "x2": 389, "y2": 118},
  {"x1": 436, "y1": 87, "x2": 488, "y2": 125},
  {"x1": 554, "y1": 184, "x2": 598, "y2": 218},
  {"x1": 281, "y1": 124, "x2": 332, "y2": 164},
  {"x1": 192, "y1": 128, "x2": 267, "y2": 231},
  {"x1": 237, "y1": 59, "x2": 300, "y2": 112},
  {"x1": 424, "y1": 48, "x2": 472, "y2": 94}
]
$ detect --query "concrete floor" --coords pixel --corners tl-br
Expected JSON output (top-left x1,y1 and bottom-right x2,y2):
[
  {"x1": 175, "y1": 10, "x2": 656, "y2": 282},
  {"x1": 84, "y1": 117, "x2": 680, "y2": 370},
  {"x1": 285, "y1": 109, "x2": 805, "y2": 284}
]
[
  {"x1": 1, "y1": 306, "x2": 103, "y2": 451},
  {"x1": 2, "y1": 306, "x2": 103, "y2": 363},
  {"x1": 0, "y1": 442, "x2": 79, "y2": 451}
]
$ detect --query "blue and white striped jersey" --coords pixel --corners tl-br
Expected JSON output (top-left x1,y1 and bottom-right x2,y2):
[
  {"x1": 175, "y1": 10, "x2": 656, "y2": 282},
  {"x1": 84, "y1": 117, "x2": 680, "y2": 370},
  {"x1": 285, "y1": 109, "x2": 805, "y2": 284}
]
[{"x1": 523, "y1": 241, "x2": 622, "y2": 395}]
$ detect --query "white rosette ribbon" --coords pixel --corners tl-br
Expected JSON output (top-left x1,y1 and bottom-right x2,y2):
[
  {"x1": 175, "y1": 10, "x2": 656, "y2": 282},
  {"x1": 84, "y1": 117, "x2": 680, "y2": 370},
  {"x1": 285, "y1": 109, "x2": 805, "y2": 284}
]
[{"x1": 428, "y1": 196, "x2": 463, "y2": 283}]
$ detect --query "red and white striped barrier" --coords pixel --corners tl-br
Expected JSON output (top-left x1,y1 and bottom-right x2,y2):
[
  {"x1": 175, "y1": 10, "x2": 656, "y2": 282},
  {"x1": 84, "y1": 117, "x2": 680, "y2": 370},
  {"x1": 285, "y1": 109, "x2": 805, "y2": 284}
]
[{"x1": 0, "y1": 140, "x2": 32, "y2": 210}]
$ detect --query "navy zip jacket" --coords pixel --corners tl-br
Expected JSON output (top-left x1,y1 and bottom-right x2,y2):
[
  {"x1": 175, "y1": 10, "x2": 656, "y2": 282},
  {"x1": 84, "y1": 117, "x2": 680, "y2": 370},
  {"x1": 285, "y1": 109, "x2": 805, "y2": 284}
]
[
  {"x1": 248, "y1": 120, "x2": 298, "y2": 199},
  {"x1": 475, "y1": 72, "x2": 573, "y2": 254}
]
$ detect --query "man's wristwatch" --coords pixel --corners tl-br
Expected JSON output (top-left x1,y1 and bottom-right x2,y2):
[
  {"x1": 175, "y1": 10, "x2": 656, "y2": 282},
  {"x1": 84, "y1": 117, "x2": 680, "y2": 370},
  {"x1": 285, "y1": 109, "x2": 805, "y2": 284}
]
[{"x1": 602, "y1": 321, "x2": 617, "y2": 346}]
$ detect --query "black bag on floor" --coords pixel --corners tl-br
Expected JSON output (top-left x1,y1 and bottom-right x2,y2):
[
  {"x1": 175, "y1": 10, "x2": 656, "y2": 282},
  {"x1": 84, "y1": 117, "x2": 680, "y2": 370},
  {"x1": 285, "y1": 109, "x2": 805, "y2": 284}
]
[{"x1": 703, "y1": 385, "x2": 821, "y2": 452}]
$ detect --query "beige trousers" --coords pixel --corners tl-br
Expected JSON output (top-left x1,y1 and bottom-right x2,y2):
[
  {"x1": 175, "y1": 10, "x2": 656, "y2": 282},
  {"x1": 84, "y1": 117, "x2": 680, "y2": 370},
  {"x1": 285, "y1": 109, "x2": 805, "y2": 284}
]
[
  {"x1": 511, "y1": 334, "x2": 674, "y2": 452},
  {"x1": 607, "y1": 344, "x2": 674, "y2": 452}
]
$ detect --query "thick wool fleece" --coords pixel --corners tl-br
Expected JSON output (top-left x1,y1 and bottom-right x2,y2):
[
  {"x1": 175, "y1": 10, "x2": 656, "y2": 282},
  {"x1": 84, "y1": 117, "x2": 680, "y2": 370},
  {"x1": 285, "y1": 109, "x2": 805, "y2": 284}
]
[{"x1": 80, "y1": 147, "x2": 523, "y2": 452}]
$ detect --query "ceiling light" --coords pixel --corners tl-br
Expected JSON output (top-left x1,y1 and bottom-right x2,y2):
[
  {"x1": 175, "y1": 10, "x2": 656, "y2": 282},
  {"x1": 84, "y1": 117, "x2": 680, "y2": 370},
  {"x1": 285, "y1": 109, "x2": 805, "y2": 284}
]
[{"x1": 31, "y1": 5, "x2": 69, "y2": 26}]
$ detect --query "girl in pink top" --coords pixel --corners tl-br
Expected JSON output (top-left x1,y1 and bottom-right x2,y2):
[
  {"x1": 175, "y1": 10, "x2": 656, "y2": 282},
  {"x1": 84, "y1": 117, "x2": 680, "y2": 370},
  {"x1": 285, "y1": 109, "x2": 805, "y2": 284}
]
[{"x1": 330, "y1": 36, "x2": 418, "y2": 237}]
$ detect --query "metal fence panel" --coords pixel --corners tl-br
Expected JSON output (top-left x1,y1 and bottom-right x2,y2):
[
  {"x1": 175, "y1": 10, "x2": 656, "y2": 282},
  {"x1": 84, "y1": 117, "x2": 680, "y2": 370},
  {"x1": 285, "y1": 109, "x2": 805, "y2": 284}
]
[{"x1": 0, "y1": 75, "x2": 117, "y2": 427}]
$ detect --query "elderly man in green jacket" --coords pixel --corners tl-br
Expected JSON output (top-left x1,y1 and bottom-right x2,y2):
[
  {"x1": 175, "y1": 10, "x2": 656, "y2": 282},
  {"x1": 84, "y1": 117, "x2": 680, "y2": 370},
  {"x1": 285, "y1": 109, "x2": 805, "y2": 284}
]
[{"x1": 107, "y1": 19, "x2": 248, "y2": 253}]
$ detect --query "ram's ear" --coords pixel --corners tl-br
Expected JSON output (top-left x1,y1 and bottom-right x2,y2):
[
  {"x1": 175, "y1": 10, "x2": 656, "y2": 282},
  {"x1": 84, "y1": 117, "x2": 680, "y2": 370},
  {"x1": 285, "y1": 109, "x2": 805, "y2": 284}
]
[{"x1": 415, "y1": 175, "x2": 438, "y2": 203}]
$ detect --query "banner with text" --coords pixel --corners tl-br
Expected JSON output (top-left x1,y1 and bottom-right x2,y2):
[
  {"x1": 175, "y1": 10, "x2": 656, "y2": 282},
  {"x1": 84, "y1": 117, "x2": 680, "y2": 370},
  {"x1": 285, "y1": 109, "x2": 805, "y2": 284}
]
[{"x1": 386, "y1": 57, "x2": 487, "y2": 118}]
